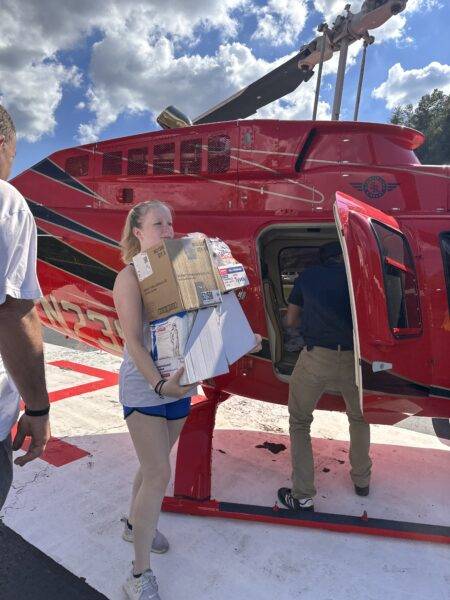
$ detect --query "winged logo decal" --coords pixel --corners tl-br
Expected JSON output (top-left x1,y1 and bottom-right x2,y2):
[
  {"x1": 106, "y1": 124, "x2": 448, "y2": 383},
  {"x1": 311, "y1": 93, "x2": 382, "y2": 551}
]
[{"x1": 351, "y1": 176, "x2": 399, "y2": 199}]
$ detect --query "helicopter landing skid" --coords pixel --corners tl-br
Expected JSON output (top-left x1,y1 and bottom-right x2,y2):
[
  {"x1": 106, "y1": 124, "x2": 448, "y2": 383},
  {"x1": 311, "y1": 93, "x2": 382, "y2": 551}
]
[
  {"x1": 168, "y1": 394, "x2": 450, "y2": 545},
  {"x1": 161, "y1": 496, "x2": 450, "y2": 546}
]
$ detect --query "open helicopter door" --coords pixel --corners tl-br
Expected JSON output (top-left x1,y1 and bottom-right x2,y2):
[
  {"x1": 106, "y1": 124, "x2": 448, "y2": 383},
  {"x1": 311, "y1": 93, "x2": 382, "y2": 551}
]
[{"x1": 333, "y1": 191, "x2": 423, "y2": 413}]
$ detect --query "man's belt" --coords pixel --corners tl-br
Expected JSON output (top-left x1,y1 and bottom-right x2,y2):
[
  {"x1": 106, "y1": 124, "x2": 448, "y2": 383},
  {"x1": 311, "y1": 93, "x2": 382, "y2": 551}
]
[{"x1": 306, "y1": 344, "x2": 353, "y2": 351}]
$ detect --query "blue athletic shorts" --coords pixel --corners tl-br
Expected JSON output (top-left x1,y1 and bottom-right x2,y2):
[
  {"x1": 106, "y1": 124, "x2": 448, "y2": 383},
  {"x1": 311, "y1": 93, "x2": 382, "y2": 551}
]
[{"x1": 123, "y1": 397, "x2": 191, "y2": 420}]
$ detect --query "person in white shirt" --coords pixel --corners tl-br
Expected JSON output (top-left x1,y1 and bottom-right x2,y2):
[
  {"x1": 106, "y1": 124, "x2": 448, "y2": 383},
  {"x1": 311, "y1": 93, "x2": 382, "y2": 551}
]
[{"x1": 0, "y1": 104, "x2": 51, "y2": 510}]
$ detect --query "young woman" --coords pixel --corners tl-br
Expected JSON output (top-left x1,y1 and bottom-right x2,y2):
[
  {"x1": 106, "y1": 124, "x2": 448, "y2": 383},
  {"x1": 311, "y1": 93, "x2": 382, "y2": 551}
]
[{"x1": 114, "y1": 200, "x2": 198, "y2": 600}]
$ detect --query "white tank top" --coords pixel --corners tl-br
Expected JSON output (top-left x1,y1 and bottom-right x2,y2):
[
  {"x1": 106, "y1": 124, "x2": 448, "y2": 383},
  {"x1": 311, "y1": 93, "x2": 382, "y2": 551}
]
[{"x1": 119, "y1": 311, "x2": 195, "y2": 407}]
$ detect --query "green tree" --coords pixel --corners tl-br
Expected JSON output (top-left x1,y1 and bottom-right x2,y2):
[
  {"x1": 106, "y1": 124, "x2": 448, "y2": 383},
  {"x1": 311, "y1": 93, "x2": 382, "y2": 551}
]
[{"x1": 390, "y1": 89, "x2": 450, "y2": 165}]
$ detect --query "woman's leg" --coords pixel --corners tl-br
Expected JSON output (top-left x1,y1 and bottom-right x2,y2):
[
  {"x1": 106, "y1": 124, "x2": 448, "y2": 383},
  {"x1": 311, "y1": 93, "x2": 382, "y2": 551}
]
[
  {"x1": 127, "y1": 416, "x2": 187, "y2": 527},
  {"x1": 167, "y1": 416, "x2": 187, "y2": 450},
  {"x1": 128, "y1": 468, "x2": 142, "y2": 526},
  {"x1": 126, "y1": 412, "x2": 171, "y2": 574}
]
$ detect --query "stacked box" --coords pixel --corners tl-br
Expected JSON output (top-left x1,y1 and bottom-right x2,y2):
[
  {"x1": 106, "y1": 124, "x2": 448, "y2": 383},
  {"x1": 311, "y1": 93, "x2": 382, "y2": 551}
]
[
  {"x1": 133, "y1": 236, "x2": 254, "y2": 385},
  {"x1": 133, "y1": 238, "x2": 221, "y2": 322}
]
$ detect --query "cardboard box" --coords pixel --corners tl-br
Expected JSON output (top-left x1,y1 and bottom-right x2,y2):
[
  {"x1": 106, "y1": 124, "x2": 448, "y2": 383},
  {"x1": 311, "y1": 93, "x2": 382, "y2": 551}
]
[
  {"x1": 133, "y1": 238, "x2": 222, "y2": 321},
  {"x1": 207, "y1": 238, "x2": 249, "y2": 292},
  {"x1": 150, "y1": 293, "x2": 257, "y2": 385},
  {"x1": 150, "y1": 312, "x2": 195, "y2": 380}
]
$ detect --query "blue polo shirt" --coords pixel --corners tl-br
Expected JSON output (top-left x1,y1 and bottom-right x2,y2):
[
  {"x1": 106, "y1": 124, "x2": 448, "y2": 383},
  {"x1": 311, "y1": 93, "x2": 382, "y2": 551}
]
[{"x1": 288, "y1": 262, "x2": 353, "y2": 349}]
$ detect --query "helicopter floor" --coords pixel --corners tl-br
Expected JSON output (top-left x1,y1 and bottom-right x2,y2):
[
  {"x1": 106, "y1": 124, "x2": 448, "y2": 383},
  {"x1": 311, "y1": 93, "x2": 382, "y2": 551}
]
[{"x1": 1, "y1": 331, "x2": 449, "y2": 600}]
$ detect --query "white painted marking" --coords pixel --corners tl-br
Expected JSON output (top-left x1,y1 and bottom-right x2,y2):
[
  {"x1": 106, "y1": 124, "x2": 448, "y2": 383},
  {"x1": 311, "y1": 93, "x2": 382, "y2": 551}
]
[{"x1": 2, "y1": 335, "x2": 448, "y2": 600}]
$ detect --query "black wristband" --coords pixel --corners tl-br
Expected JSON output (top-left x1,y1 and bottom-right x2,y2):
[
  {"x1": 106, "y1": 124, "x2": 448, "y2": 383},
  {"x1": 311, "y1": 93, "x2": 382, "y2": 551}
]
[
  {"x1": 25, "y1": 406, "x2": 50, "y2": 417},
  {"x1": 154, "y1": 379, "x2": 165, "y2": 397}
]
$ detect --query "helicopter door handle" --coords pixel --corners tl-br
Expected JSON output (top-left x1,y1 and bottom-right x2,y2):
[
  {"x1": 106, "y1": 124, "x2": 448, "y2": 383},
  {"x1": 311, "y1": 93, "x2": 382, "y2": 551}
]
[
  {"x1": 372, "y1": 338, "x2": 395, "y2": 347},
  {"x1": 372, "y1": 361, "x2": 393, "y2": 373}
]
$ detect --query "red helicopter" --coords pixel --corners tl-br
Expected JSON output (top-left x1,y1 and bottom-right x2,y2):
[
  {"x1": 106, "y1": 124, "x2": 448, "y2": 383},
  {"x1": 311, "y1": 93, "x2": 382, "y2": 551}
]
[{"x1": 10, "y1": 0, "x2": 450, "y2": 530}]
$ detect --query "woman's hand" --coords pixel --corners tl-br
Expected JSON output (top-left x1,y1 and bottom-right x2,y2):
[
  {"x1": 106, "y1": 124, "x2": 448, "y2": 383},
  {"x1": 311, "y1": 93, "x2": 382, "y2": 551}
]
[
  {"x1": 160, "y1": 367, "x2": 199, "y2": 398},
  {"x1": 250, "y1": 333, "x2": 262, "y2": 353}
]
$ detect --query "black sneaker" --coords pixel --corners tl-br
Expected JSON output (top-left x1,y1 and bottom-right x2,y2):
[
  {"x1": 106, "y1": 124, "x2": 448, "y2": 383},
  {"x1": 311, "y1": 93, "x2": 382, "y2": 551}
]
[
  {"x1": 354, "y1": 484, "x2": 370, "y2": 497},
  {"x1": 277, "y1": 488, "x2": 314, "y2": 511}
]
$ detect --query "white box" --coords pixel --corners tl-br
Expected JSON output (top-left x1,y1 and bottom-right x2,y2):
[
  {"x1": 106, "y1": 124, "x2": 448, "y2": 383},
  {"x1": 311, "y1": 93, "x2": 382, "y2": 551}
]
[
  {"x1": 150, "y1": 312, "x2": 195, "y2": 380},
  {"x1": 150, "y1": 293, "x2": 257, "y2": 386},
  {"x1": 216, "y1": 292, "x2": 257, "y2": 365},
  {"x1": 181, "y1": 307, "x2": 229, "y2": 385},
  {"x1": 207, "y1": 238, "x2": 249, "y2": 292}
]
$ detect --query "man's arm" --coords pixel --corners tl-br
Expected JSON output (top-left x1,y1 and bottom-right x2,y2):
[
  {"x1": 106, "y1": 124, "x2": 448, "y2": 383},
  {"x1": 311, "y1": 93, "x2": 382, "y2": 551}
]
[
  {"x1": 0, "y1": 296, "x2": 50, "y2": 466},
  {"x1": 0, "y1": 297, "x2": 48, "y2": 408}
]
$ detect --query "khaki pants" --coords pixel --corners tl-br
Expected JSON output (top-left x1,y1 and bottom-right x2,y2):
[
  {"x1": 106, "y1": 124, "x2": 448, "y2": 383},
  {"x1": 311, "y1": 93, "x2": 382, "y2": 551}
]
[{"x1": 289, "y1": 346, "x2": 371, "y2": 499}]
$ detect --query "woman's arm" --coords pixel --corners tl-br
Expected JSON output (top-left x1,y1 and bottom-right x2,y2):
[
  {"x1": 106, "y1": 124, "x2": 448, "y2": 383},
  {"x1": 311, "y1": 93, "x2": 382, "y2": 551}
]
[
  {"x1": 113, "y1": 266, "x2": 196, "y2": 397},
  {"x1": 114, "y1": 266, "x2": 162, "y2": 388}
]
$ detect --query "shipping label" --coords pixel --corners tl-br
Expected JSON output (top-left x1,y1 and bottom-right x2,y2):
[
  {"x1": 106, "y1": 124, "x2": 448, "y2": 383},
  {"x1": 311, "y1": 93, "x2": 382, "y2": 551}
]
[{"x1": 133, "y1": 252, "x2": 153, "y2": 281}]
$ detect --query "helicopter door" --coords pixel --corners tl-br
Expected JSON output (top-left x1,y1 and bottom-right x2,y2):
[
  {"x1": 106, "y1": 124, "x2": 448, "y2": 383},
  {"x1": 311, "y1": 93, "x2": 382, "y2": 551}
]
[{"x1": 333, "y1": 191, "x2": 423, "y2": 410}]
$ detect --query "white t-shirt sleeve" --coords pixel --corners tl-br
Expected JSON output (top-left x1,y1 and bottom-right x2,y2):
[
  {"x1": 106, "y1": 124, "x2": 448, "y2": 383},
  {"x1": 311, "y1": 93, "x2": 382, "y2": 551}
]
[
  {"x1": 0, "y1": 184, "x2": 42, "y2": 440},
  {"x1": 0, "y1": 202, "x2": 42, "y2": 305}
]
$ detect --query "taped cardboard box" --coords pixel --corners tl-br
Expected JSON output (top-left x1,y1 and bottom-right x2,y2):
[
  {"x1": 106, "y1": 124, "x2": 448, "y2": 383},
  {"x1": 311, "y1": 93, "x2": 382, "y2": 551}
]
[
  {"x1": 133, "y1": 238, "x2": 222, "y2": 321},
  {"x1": 207, "y1": 238, "x2": 249, "y2": 292},
  {"x1": 150, "y1": 293, "x2": 257, "y2": 385}
]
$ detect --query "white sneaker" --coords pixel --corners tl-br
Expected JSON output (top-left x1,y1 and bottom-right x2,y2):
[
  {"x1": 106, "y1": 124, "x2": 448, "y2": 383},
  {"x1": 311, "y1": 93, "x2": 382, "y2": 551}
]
[
  {"x1": 123, "y1": 569, "x2": 161, "y2": 600},
  {"x1": 121, "y1": 517, "x2": 170, "y2": 553}
]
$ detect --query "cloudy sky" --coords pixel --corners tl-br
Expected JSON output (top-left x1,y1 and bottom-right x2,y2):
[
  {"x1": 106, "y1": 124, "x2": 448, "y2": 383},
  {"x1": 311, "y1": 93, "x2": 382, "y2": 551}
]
[{"x1": 1, "y1": 0, "x2": 449, "y2": 177}]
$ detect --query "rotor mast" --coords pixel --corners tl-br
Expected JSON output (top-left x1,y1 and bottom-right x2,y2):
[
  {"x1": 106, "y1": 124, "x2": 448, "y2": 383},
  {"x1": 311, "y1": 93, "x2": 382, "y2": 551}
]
[
  {"x1": 304, "y1": 1, "x2": 406, "y2": 121},
  {"x1": 157, "y1": 1, "x2": 408, "y2": 128}
]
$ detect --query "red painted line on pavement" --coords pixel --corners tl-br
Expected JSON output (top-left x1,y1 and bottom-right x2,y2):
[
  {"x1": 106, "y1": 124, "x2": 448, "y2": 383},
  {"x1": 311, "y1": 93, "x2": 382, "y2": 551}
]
[
  {"x1": 19, "y1": 436, "x2": 91, "y2": 467},
  {"x1": 15, "y1": 361, "x2": 118, "y2": 467},
  {"x1": 46, "y1": 360, "x2": 118, "y2": 404}
]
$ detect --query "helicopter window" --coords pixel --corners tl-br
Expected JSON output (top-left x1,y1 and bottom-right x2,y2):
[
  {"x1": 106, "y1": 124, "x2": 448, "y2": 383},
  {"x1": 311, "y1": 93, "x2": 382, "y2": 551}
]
[
  {"x1": 127, "y1": 147, "x2": 148, "y2": 175},
  {"x1": 372, "y1": 221, "x2": 422, "y2": 338},
  {"x1": 102, "y1": 151, "x2": 123, "y2": 175},
  {"x1": 207, "y1": 135, "x2": 231, "y2": 174},
  {"x1": 440, "y1": 233, "x2": 450, "y2": 313},
  {"x1": 65, "y1": 155, "x2": 89, "y2": 177},
  {"x1": 153, "y1": 142, "x2": 175, "y2": 175},
  {"x1": 180, "y1": 139, "x2": 202, "y2": 174}
]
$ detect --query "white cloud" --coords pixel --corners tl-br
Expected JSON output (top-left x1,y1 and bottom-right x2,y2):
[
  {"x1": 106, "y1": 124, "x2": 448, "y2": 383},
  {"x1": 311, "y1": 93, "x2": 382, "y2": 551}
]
[
  {"x1": 0, "y1": 62, "x2": 80, "y2": 142},
  {"x1": 0, "y1": 0, "x2": 248, "y2": 142},
  {"x1": 374, "y1": 14, "x2": 407, "y2": 43},
  {"x1": 372, "y1": 61, "x2": 450, "y2": 109},
  {"x1": 1, "y1": 0, "x2": 444, "y2": 144},
  {"x1": 78, "y1": 38, "x2": 329, "y2": 143},
  {"x1": 251, "y1": 0, "x2": 308, "y2": 46},
  {"x1": 313, "y1": 1, "x2": 363, "y2": 22},
  {"x1": 407, "y1": 0, "x2": 442, "y2": 12},
  {"x1": 257, "y1": 79, "x2": 331, "y2": 121}
]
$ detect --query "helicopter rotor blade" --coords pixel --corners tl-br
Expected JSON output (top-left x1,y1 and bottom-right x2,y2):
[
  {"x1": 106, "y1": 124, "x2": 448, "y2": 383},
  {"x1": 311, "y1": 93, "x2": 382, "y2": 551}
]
[{"x1": 193, "y1": 55, "x2": 314, "y2": 125}]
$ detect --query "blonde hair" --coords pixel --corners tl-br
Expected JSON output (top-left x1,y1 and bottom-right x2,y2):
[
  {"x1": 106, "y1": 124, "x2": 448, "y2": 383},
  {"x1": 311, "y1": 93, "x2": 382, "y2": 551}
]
[{"x1": 120, "y1": 200, "x2": 173, "y2": 264}]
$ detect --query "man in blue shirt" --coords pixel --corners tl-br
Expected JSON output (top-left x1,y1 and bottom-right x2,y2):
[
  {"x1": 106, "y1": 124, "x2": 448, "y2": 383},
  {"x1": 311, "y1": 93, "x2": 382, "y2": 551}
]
[{"x1": 278, "y1": 241, "x2": 371, "y2": 511}]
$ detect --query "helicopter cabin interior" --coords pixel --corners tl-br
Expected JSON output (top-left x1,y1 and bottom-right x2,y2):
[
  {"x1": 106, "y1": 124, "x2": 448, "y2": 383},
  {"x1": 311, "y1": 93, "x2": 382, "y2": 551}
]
[{"x1": 258, "y1": 223, "x2": 339, "y2": 379}]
